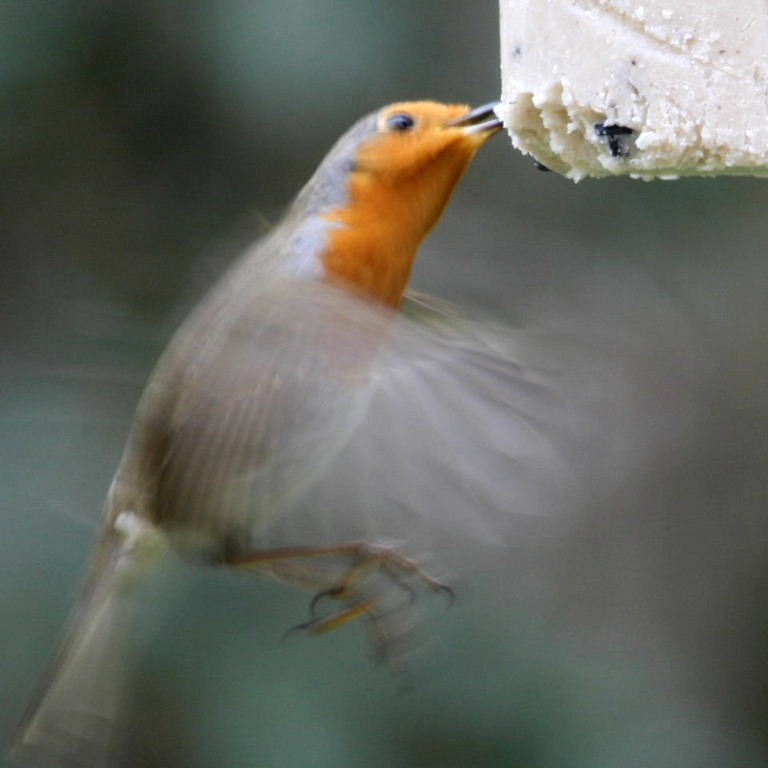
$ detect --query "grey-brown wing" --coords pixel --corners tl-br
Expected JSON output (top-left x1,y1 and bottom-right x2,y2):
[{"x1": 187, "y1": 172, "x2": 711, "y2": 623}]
[
  {"x1": 122, "y1": 277, "x2": 577, "y2": 562},
  {"x1": 249, "y1": 290, "x2": 582, "y2": 558},
  {"x1": 257, "y1": 277, "x2": 703, "y2": 594}
]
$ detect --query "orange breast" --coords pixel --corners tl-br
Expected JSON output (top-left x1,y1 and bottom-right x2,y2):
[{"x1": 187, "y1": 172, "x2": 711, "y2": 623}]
[
  {"x1": 321, "y1": 140, "x2": 474, "y2": 307},
  {"x1": 322, "y1": 174, "x2": 421, "y2": 307}
]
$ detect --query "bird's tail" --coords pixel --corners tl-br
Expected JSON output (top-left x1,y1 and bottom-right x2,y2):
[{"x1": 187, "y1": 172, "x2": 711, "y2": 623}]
[{"x1": 12, "y1": 511, "x2": 164, "y2": 768}]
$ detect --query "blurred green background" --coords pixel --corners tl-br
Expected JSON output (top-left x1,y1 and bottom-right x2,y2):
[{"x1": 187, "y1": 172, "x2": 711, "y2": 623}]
[{"x1": 3, "y1": 1, "x2": 768, "y2": 766}]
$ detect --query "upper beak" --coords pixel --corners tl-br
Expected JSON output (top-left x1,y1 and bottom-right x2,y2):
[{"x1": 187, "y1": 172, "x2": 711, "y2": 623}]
[{"x1": 444, "y1": 101, "x2": 503, "y2": 136}]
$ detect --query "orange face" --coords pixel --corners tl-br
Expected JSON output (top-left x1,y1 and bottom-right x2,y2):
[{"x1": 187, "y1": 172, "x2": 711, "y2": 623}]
[
  {"x1": 322, "y1": 101, "x2": 500, "y2": 307},
  {"x1": 354, "y1": 101, "x2": 482, "y2": 182}
]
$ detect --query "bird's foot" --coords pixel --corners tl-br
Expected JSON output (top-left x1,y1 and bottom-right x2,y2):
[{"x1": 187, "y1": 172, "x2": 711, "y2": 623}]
[{"x1": 227, "y1": 540, "x2": 452, "y2": 671}]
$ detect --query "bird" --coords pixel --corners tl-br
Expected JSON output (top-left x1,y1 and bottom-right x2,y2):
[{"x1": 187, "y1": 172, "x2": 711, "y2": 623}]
[{"x1": 13, "y1": 100, "x2": 574, "y2": 767}]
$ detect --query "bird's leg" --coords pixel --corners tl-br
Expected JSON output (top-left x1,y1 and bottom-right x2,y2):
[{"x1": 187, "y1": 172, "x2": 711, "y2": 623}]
[
  {"x1": 225, "y1": 540, "x2": 451, "y2": 602},
  {"x1": 308, "y1": 543, "x2": 454, "y2": 614},
  {"x1": 222, "y1": 541, "x2": 453, "y2": 642}
]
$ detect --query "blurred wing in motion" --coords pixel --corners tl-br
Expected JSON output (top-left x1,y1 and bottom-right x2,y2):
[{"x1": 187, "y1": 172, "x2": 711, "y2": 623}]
[
  {"x1": 139, "y1": 275, "x2": 578, "y2": 558},
  {"x1": 269, "y1": 288, "x2": 578, "y2": 552}
]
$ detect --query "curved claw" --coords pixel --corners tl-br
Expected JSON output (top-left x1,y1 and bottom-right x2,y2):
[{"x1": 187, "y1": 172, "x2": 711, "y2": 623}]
[
  {"x1": 281, "y1": 617, "x2": 318, "y2": 642},
  {"x1": 308, "y1": 585, "x2": 344, "y2": 617}
]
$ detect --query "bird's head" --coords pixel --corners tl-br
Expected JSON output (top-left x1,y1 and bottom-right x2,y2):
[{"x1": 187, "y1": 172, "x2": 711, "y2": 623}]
[
  {"x1": 353, "y1": 101, "x2": 502, "y2": 184},
  {"x1": 290, "y1": 101, "x2": 502, "y2": 306}
]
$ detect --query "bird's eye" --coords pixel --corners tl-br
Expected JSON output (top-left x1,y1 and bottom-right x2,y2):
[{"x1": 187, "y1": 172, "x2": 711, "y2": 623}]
[{"x1": 386, "y1": 113, "x2": 415, "y2": 132}]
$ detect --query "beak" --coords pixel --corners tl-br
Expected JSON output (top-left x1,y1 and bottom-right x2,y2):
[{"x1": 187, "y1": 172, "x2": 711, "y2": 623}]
[{"x1": 444, "y1": 101, "x2": 503, "y2": 136}]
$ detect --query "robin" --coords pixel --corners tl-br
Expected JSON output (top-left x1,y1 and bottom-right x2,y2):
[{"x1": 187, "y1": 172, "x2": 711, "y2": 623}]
[{"x1": 14, "y1": 101, "x2": 565, "y2": 766}]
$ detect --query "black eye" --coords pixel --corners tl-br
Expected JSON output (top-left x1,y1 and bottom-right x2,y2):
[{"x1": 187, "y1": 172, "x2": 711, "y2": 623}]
[{"x1": 386, "y1": 113, "x2": 415, "y2": 132}]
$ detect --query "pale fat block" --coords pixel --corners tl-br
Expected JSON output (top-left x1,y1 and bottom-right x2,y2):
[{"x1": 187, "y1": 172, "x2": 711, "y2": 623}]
[{"x1": 499, "y1": 0, "x2": 768, "y2": 180}]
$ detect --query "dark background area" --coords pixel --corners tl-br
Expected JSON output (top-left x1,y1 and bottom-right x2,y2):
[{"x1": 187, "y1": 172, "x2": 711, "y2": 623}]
[{"x1": 3, "y1": 2, "x2": 768, "y2": 766}]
